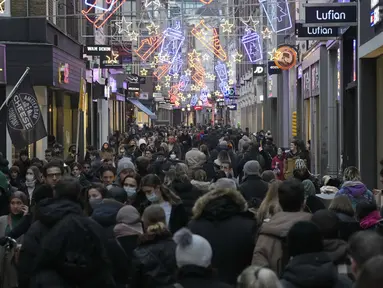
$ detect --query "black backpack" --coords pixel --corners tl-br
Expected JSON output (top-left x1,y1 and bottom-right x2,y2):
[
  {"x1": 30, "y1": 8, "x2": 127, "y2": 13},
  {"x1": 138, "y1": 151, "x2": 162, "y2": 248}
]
[{"x1": 36, "y1": 214, "x2": 115, "y2": 287}]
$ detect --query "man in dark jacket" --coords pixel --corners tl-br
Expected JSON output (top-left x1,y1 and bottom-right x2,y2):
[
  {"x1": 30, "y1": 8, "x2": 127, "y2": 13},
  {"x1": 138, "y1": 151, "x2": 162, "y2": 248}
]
[
  {"x1": 239, "y1": 160, "x2": 269, "y2": 208},
  {"x1": 237, "y1": 142, "x2": 271, "y2": 180}
]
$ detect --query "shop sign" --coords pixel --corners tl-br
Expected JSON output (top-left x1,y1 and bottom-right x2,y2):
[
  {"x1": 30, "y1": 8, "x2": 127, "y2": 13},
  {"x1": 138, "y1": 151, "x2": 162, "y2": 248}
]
[
  {"x1": 268, "y1": 61, "x2": 282, "y2": 75},
  {"x1": 296, "y1": 23, "x2": 339, "y2": 39},
  {"x1": 126, "y1": 74, "x2": 140, "y2": 92},
  {"x1": 84, "y1": 45, "x2": 112, "y2": 55},
  {"x1": 227, "y1": 103, "x2": 237, "y2": 110},
  {"x1": 58, "y1": 63, "x2": 69, "y2": 84},
  {"x1": 100, "y1": 51, "x2": 122, "y2": 68},
  {"x1": 304, "y1": 3, "x2": 357, "y2": 27},
  {"x1": 253, "y1": 64, "x2": 265, "y2": 76},
  {"x1": 274, "y1": 45, "x2": 297, "y2": 70},
  {"x1": 0, "y1": 44, "x2": 6, "y2": 84},
  {"x1": 139, "y1": 92, "x2": 149, "y2": 100},
  {"x1": 371, "y1": 6, "x2": 383, "y2": 26}
]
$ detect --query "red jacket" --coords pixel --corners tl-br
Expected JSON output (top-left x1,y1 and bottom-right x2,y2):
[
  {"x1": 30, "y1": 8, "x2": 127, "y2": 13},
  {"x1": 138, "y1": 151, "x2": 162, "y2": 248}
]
[{"x1": 272, "y1": 155, "x2": 285, "y2": 180}]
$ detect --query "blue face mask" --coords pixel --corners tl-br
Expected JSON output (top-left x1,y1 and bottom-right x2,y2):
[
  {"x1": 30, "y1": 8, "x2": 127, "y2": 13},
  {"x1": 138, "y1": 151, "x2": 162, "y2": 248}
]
[
  {"x1": 124, "y1": 187, "x2": 137, "y2": 197},
  {"x1": 146, "y1": 191, "x2": 159, "y2": 203}
]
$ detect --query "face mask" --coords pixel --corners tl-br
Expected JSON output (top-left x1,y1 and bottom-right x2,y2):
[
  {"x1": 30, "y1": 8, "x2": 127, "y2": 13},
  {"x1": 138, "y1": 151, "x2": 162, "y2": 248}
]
[
  {"x1": 106, "y1": 184, "x2": 113, "y2": 190},
  {"x1": 26, "y1": 175, "x2": 34, "y2": 182},
  {"x1": 124, "y1": 187, "x2": 136, "y2": 197},
  {"x1": 170, "y1": 154, "x2": 176, "y2": 160},
  {"x1": 89, "y1": 198, "x2": 103, "y2": 209},
  {"x1": 146, "y1": 191, "x2": 159, "y2": 203}
]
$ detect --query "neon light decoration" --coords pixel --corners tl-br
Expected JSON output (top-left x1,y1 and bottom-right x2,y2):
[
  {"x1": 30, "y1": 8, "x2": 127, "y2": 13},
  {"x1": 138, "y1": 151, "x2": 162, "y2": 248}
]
[
  {"x1": 190, "y1": 94, "x2": 199, "y2": 106},
  {"x1": 82, "y1": 0, "x2": 126, "y2": 29},
  {"x1": 135, "y1": 36, "x2": 164, "y2": 61},
  {"x1": 215, "y1": 62, "x2": 228, "y2": 83},
  {"x1": 169, "y1": 56, "x2": 183, "y2": 75},
  {"x1": 259, "y1": 0, "x2": 292, "y2": 33},
  {"x1": 158, "y1": 27, "x2": 185, "y2": 64},
  {"x1": 232, "y1": 51, "x2": 243, "y2": 62},
  {"x1": 189, "y1": 57, "x2": 205, "y2": 88},
  {"x1": 199, "y1": 0, "x2": 213, "y2": 4},
  {"x1": 240, "y1": 16, "x2": 260, "y2": 32},
  {"x1": 144, "y1": 0, "x2": 160, "y2": 8},
  {"x1": 0, "y1": 0, "x2": 6, "y2": 13},
  {"x1": 114, "y1": 16, "x2": 132, "y2": 34},
  {"x1": 221, "y1": 20, "x2": 234, "y2": 33},
  {"x1": 219, "y1": 82, "x2": 229, "y2": 95},
  {"x1": 261, "y1": 27, "x2": 272, "y2": 39},
  {"x1": 153, "y1": 64, "x2": 171, "y2": 80},
  {"x1": 242, "y1": 30, "x2": 263, "y2": 63},
  {"x1": 192, "y1": 20, "x2": 227, "y2": 61},
  {"x1": 147, "y1": 23, "x2": 160, "y2": 35},
  {"x1": 199, "y1": 87, "x2": 209, "y2": 105},
  {"x1": 179, "y1": 75, "x2": 190, "y2": 91},
  {"x1": 169, "y1": 84, "x2": 180, "y2": 104}
]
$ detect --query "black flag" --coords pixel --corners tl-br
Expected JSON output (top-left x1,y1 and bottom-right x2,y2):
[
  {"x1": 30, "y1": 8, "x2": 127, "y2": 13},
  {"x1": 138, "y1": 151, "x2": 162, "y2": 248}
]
[{"x1": 6, "y1": 75, "x2": 47, "y2": 149}]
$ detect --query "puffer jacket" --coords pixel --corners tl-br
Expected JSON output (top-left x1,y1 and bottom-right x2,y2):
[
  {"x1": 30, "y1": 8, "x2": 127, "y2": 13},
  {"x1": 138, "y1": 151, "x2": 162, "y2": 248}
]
[
  {"x1": 170, "y1": 180, "x2": 202, "y2": 219},
  {"x1": 335, "y1": 181, "x2": 376, "y2": 209},
  {"x1": 130, "y1": 231, "x2": 177, "y2": 288},
  {"x1": 252, "y1": 211, "x2": 312, "y2": 276}
]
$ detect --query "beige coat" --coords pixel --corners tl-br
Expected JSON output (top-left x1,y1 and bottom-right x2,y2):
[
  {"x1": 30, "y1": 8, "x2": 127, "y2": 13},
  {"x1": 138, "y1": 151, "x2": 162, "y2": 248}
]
[{"x1": 252, "y1": 211, "x2": 312, "y2": 276}]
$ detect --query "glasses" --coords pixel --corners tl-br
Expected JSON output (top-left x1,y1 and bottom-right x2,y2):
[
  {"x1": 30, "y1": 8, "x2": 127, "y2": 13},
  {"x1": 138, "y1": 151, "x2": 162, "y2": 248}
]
[{"x1": 46, "y1": 173, "x2": 62, "y2": 178}]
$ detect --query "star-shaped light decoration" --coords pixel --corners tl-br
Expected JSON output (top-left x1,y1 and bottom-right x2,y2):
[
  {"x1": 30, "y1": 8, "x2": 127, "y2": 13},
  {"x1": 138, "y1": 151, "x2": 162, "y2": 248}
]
[
  {"x1": 159, "y1": 53, "x2": 170, "y2": 62},
  {"x1": 180, "y1": 96, "x2": 186, "y2": 101},
  {"x1": 187, "y1": 93, "x2": 192, "y2": 98},
  {"x1": 177, "y1": 92, "x2": 184, "y2": 98},
  {"x1": 150, "y1": 61, "x2": 157, "y2": 68},
  {"x1": 184, "y1": 69, "x2": 192, "y2": 76},
  {"x1": 191, "y1": 85, "x2": 198, "y2": 91},
  {"x1": 202, "y1": 54, "x2": 210, "y2": 61},
  {"x1": 144, "y1": 0, "x2": 161, "y2": 8},
  {"x1": 207, "y1": 93, "x2": 212, "y2": 98},
  {"x1": 127, "y1": 31, "x2": 139, "y2": 41},
  {"x1": 268, "y1": 48, "x2": 281, "y2": 61},
  {"x1": 188, "y1": 49, "x2": 201, "y2": 61},
  {"x1": 206, "y1": 73, "x2": 216, "y2": 81},
  {"x1": 262, "y1": 27, "x2": 272, "y2": 39},
  {"x1": 164, "y1": 75, "x2": 172, "y2": 82},
  {"x1": 226, "y1": 62, "x2": 233, "y2": 69},
  {"x1": 0, "y1": 0, "x2": 6, "y2": 13},
  {"x1": 232, "y1": 51, "x2": 243, "y2": 62},
  {"x1": 147, "y1": 23, "x2": 159, "y2": 35},
  {"x1": 155, "y1": 84, "x2": 162, "y2": 91},
  {"x1": 214, "y1": 90, "x2": 221, "y2": 97},
  {"x1": 228, "y1": 69, "x2": 234, "y2": 76},
  {"x1": 221, "y1": 20, "x2": 234, "y2": 33},
  {"x1": 115, "y1": 17, "x2": 132, "y2": 34},
  {"x1": 140, "y1": 68, "x2": 148, "y2": 76},
  {"x1": 153, "y1": 55, "x2": 159, "y2": 63},
  {"x1": 240, "y1": 15, "x2": 260, "y2": 32},
  {"x1": 165, "y1": 82, "x2": 170, "y2": 88},
  {"x1": 228, "y1": 79, "x2": 234, "y2": 85},
  {"x1": 173, "y1": 73, "x2": 179, "y2": 80}
]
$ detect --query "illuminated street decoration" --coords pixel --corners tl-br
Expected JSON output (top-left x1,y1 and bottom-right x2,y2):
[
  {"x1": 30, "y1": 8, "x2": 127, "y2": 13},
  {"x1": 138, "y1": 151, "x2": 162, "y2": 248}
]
[
  {"x1": 169, "y1": 84, "x2": 180, "y2": 103},
  {"x1": 221, "y1": 20, "x2": 234, "y2": 33},
  {"x1": 268, "y1": 48, "x2": 281, "y2": 61},
  {"x1": 184, "y1": 69, "x2": 192, "y2": 76},
  {"x1": 179, "y1": 75, "x2": 190, "y2": 91},
  {"x1": 262, "y1": 27, "x2": 272, "y2": 39},
  {"x1": 147, "y1": 23, "x2": 160, "y2": 35},
  {"x1": 173, "y1": 73, "x2": 179, "y2": 80},
  {"x1": 190, "y1": 94, "x2": 199, "y2": 106},
  {"x1": 199, "y1": 0, "x2": 213, "y2": 4},
  {"x1": 192, "y1": 20, "x2": 227, "y2": 61},
  {"x1": 114, "y1": 17, "x2": 132, "y2": 34},
  {"x1": 153, "y1": 63, "x2": 171, "y2": 80},
  {"x1": 259, "y1": 0, "x2": 292, "y2": 33},
  {"x1": 199, "y1": 87, "x2": 209, "y2": 105},
  {"x1": 189, "y1": 57, "x2": 205, "y2": 88},
  {"x1": 165, "y1": 75, "x2": 171, "y2": 82},
  {"x1": 214, "y1": 90, "x2": 221, "y2": 97},
  {"x1": 135, "y1": 36, "x2": 164, "y2": 61},
  {"x1": 127, "y1": 31, "x2": 139, "y2": 41},
  {"x1": 144, "y1": 0, "x2": 161, "y2": 8},
  {"x1": 155, "y1": 84, "x2": 162, "y2": 91},
  {"x1": 219, "y1": 82, "x2": 229, "y2": 95},
  {"x1": 206, "y1": 73, "x2": 216, "y2": 81},
  {"x1": 140, "y1": 68, "x2": 148, "y2": 76},
  {"x1": 240, "y1": 15, "x2": 260, "y2": 32},
  {"x1": 158, "y1": 27, "x2": 185, "y2": 64},
  {"x1": 188, "y1": 49, "x2": 201, "y2": 62},
  {"x1": 215, "y1": 62, "x2": 228, "y2": 83},
  {"x1": 106, "y1": 51, "x2": 119, "y2": 64},
  {"x1": 0, "y1": 0, "x2": 6, "y2": 13},
  {"x1": 242, "y1": 30, "x2": 262, "y2": 63},
  {"x1": 232, "y1": 51, "x2": 243, "y2": 62},
  {"x1": 82, "y1": 0, "x2": 126, "y2": 29},
  {"x1": 202, "y1": 54, "x2": 210, "y2": 61}
]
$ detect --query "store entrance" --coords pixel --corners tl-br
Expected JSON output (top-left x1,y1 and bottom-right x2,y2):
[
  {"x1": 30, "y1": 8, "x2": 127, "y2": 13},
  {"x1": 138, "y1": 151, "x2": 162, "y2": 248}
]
[{"x1": 343, "y1": 84, "x2": 357, "y2": 169}]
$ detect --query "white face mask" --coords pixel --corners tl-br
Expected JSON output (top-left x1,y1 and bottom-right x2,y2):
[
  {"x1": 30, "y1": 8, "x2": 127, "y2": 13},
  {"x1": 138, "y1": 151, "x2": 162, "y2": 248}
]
[
  {"x1": 26, "y1": 175, "x2": 34, "y2": 182},
  {"x1": 170, "y1": 154, "x2": 176, "y2": 160},
  {"x1": 124, "y1": 187, "x2": 136, "y2": 197}
]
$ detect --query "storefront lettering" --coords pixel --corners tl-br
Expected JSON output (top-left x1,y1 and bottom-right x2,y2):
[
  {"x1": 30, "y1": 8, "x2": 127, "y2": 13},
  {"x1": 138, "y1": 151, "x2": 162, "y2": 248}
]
[
  {"x1": 307, "y1": 26, "x2": 333, "y2": 35},
  {"x1": 316, "y1": 10, "x2": 346, "y2": 20}
]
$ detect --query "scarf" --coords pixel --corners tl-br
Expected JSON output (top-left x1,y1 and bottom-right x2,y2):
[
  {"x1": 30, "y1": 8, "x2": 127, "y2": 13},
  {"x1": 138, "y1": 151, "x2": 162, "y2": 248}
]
[
  {"x1": 360, "y1": 210, "x2": 381, "y2": 229},
  {"x1": 114, "y1": 223, "x2": 143, "y2": 238}
]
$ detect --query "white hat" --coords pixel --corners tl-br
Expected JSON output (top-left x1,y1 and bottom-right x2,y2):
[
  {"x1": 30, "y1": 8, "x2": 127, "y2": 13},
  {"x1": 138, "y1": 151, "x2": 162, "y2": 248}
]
[{"x1": 173, "y1": 228, "x2": 212, "y2": 268}]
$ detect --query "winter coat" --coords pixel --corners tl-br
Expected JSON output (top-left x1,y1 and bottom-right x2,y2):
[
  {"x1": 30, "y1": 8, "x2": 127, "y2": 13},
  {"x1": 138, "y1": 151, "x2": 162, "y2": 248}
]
[
  {"x1": 191, "y1": 180, "x2": 211, "y2": 194},
  {"x1": 323, "y1": 239, "x2": 352, "y2": 278},
  {"x1": 13, "y1": 158, "x2": 30, "y2": 179},
  {"x1": 252, "y1": 211, "x2": 312, "y2": 276},
  {"x1": 185, "y1": 148, "x2": 206, "y2": 171},
  {"x1": 176, "y1": 265, "x2": 233, "y2": 288},
  {"x1": 239, "y1": 175, "x2": 269, "y2": 208},
  {"x1": 170, "y1": 180, "x2": 203, "y2": 219},
  {"x1": 280, "y1": 252, "x2": 353, "y2": 288},
  {"x1": 335, "y1": 181, "x2": 376, "y2": 209},
  {"x1": 189, "y1": 188, "x2": 257, "y2": 285},
  {"x1": 333, "y1": 212, "x2": 361, "y2": 241},
  {"x1": 130, "y1": 232, "x2": 177, "y2": 288}
]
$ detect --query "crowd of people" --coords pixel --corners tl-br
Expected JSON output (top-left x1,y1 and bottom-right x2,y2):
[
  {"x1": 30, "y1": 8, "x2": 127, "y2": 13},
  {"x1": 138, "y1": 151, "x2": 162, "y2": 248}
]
[{"x1": 0, "y1": 125, "x2": 381, "y2": 288}]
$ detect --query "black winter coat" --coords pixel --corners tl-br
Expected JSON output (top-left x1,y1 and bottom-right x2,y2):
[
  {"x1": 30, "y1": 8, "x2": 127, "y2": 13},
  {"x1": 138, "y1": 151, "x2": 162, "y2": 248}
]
[
  {"x1": 238, "y1": 175, "x2": 269, "y2": 208},
  {"x1": 130, "y1": 232, "x2": 177, "y2": 288},
  {"x1": 280, "y1": 252, "x2": 353, "y2": 288},
  {"x1": 176, "y1": 265, "x2": 233, "y2": 288},
  {"x1": 171, "y1": 180, "x2": 203, "y2": 219},
  {"x1": 188, "y1": 189, "x2": 257, "y2": 285}
]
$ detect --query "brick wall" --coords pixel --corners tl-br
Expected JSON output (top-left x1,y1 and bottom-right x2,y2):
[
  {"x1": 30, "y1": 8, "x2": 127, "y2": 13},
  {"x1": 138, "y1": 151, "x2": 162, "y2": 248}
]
[{"x1": 11, "y1": 0, "x2": 46, "y2": 17}]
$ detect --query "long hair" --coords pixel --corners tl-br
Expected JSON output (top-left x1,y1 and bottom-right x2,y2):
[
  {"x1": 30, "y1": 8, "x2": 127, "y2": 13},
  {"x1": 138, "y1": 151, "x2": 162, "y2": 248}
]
[
  {"x1": 329, "y1": 195, "x2": 354, "y2": 217},
  {"x1": 141, "y1": 174, "x2": 181, "y2": 205},
  {"x1": 257, "y1": 180, "x2": 282, "y2": 224},
  {"x1": 343, "y1": 166, "x2": 361, "y2": 182},
  {"x1": 237, "y1": 265, "x2": 282, "y2": 288},
  {"x1": 28, "y1": 165, "x2": 42, "y2": 184}
]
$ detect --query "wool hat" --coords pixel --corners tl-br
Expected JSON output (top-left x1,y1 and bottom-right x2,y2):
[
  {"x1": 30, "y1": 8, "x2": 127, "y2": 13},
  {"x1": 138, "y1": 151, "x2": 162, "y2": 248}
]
[
  {"x1": 214, "y1": 178, "x2": 237, "y2": 190},
  {"x1": 243, "y1": 160, "x2": 261, "y2": 176},
  {"x1": 174, "y1": 228, "x2": 212, "y2": 268},
  {"x1": 115, "y1": 205, "x2": 143, "y2": 234},
  {"x1": 311, "y1": 209, "x2": 340, "y2": 239},
  {"x1": 287, "y1": 221, "x2": 323, "y2": 257},
  {"x1": 302, "y1": 179, "x2": 316, "y2": 198},
  {"x1": 117, "y1": 157, "x2": 135, "y2": 176}
]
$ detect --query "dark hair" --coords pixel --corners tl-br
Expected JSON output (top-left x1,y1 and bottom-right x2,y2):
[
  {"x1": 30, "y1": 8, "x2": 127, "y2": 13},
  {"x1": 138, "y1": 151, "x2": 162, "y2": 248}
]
[
  {"x1": 278, "y1": 178, "x2": 305, "y2": 212},
  {"x1": 45, "y1": 148, "x2": 53, "y2": 154},
  {"x1": 141, "y1": 174, "x2": 181, "y2": 205},
  {"x1": 54, "y1": 176, "x2": 82, "y2": 202},
  {"x1": 100, "y1": 165, "x2": 116, "y2": 176},
  {"x1": 28, "y1": 166, "x2": 42, "y2": 184},
  {"x1": 261, "y1": 170, "x2": 276, "y2": 183},
  {"x1": 90, "y1": 150, "x2": 100, "y2": 158},
  {"x1": 348, "y1": 231, "x2": 383, "y2": 267},
  {"x1": 33, "y1": 184, "x2": 54, "y2": 204},
  {"x1": 71, "y1": 162, "x2": 83, "y2": 171},
  {"x1": 356, "y1": 202, "x2": 378, "y2": 221},
  {"x1": 355, "y1": 256, "x2": 383, "y2": 288},
  {"x1": 86, "y1": 183, "x2": 109, "y2": 199},
  {"x1": 10, "y1": 166, "x2": 20, "y2": 173},
  {"x1": 43, "y1": 160, "x2": 64, "y2": 177},
  {"x1": 287, "y1": 221, "x2": 323, "y2": 257}
]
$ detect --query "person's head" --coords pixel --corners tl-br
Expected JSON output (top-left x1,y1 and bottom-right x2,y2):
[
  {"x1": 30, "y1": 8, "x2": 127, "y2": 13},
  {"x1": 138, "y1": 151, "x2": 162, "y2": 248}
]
[
  {"x1": 144, "y1": 149, "x2": 153, "y2": 159},
  {"x1": 175, "y1": 163, "x2": 188, "y2": 177},
  {"x1": 142, "y1": 204, "x2": 167, "y2": 233},
  {"x1": 261, "y1": 170, "x2": 276, "y2": 183},
  {"x1": 115, "y1": 205, "x2": 143, "y2": 236},
  {"x1": 193, "y1": 169, "x2": 207, "y2": 182},
  {"x1": 311, "y1": 209, "x2": 340, "y2": 239},
  {"x1": 348, "y1": 231, "x2": 383, "y2": 277},
  {"x1": 199, "y1": 144, "x2": 209, "y2": 157},
  {"x1": 136, "y1": 156, "x2": 150, "y2": 173},
  {"x1": 237, "y1": 266, "x2": 282, "y2": 288},
  {"x1": 83, "y1": 162, "x2": 91, "y2": 175},
  {"x1": 87, "y1": 183, "x2": 109, "y2": 200},
  {"x1": 242, "y1": 142, "x2": 250, "y2": 153},
  {"x1": 101, "y1": 165, "x2": 116, "y2": 186},
  {"x1": 45, "y1": 148, "x2": 53, "y2": 162},
  {"x1": 26, "y1": 166, "x2": 42, "y2": 184},
  {"x1": 117, "y1": 157, "x2": 136, "y2": 181},
  {"x1": 108, "y1": 186, "x2": 127, "y2": 204},
  {"x1": 355, "y1": 202, "x2": 378, "y2": 222},
  {"x1": 69, "y1": 145, "x2": 77, "y2": 155},
  {"x1": 102, "y1": 142, "x2": 109, "y2": 150},
  {"x1": 9, "y1": 191, "x2": 28, "y2": 215},
  {"x1": 355, "y1": 256, "x2": 383, "y2": 288},
  {"x1": 43, "y1": 160, "x2": 64, "y2": 187},
  {"x1": 277, "y1": 147, "x2": 283, "y2": 156},
  {"x1": 122, "y1": 175, "x2": 138, "y2": 198},
  {"x1": 278, "y1": 178, "x2": 305, "y2": 212},
  {"x1": 90, "y1": 150, "x2": 100, "y2": 161},
  {"x1": 54, "y1": 176, "x2": 82, "y2": 202},
  {"x1": 290, "y1": 140, "x2": 299, "y2": 153},
  {"x1": 258, "y1": 180, "x2": 282, "y2": 222},
  {"x1": 288, "y1": 221, "x2": 323, "y2": 257},
  {"x1": 138, "y1": 139, "x2": 147, "y2": 151},
  {"x1": 168, "y1": 135, "x2": 176, "y2": 144},
  {"x1": 243, "y1": 160, "x2": 261, "y2": 178},
  {"x1": 141, "y1": 174, "x2": 181, "y2": 205},
  {"x1": 70, "y1": 162, "x2": 83, "y2": 178},
  {"x1": 173, "y1": 228, "x2": 212, "y2": 268},
  {"x1": 19, "y1": 149, "x2": 28, "y2": 161},
  {"x1": 293, "y1": 159, "x2": 309, "y2": 180},
  {"x1": 343, "y1": 166, "x2": 361, "y2": 182},
  {"x1": 10, "y1": 166, "x2": 19, "y2": 179},
  {"x1": 220, "y1": 161, "x2": 233, "y2": 178},
  {"x1": 329, "y1": 195, "x2": 354, "y2": 217}
]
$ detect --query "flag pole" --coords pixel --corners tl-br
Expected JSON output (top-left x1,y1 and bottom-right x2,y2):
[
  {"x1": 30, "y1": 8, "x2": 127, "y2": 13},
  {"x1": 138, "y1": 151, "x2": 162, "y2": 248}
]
[{"x1": 0, "y1": 67, "x2": 30, "y2": 112}]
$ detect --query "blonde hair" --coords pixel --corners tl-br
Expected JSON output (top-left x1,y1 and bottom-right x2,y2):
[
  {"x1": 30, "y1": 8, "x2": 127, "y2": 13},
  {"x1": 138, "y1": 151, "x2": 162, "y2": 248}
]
[
  {"x1": 237, "y1": 266, "x2": 282, "y2": 288},
  {"x1": 142, "y1": 204, "x2": 168, "y2": 234},
  {"x1": 257, "y1": 180, "x2": 282, "y2": 224},
  {"x1": 343, "y1": 166, "x2": 361, "y2": 182},
  {"x1": 329, "y1": 195, "x2": 355, "y2": 217}
]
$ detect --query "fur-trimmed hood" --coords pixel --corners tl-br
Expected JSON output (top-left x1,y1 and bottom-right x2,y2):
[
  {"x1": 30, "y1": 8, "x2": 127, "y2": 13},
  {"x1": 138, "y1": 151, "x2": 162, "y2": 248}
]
[{"x1": 192, "y1": 188, "x2": 248, "y2": 220}]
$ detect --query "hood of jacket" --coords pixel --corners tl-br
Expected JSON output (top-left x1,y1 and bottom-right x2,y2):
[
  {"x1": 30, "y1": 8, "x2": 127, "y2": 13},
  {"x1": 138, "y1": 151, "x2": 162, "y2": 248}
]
[
  {"x1": 282, "y1": 252, "x2": 339, "y2": 288},
  {"x1": 341, "y1": 181, "x2": 368, "y2": 197},
  {"x1": 241, "y1": 135, "x2": 250, "y2": 142},
  {"x1": 192, "y1": 188, "x2": 247, "y2": 220},
  {"x1": 37, "y1": 198, "x2": 83, "y2": 227},
  {"x1": 191, "y1": 180, "x2": 210, "y2": 192},
  {"x1": 91, "y1": 199, "x2": 124, "y2": 228},
  {"x1": 260, "y1": 211, "x2": 312, "y2": 238},
  {"x1": 323, "y1": 239, "x2": 348, "y2": 263}
]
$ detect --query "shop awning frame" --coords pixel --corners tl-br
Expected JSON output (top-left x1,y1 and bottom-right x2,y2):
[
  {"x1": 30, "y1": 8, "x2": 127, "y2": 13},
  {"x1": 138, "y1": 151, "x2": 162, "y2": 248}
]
[{"x1": 127, "y1": 98, "x2": 157, "y2": 120}]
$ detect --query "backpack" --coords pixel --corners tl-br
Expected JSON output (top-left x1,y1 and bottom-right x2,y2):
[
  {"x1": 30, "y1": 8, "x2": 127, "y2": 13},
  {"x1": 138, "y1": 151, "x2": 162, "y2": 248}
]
[{"x1": 36, "y1": 214, "x2": 114, "y2": 287}]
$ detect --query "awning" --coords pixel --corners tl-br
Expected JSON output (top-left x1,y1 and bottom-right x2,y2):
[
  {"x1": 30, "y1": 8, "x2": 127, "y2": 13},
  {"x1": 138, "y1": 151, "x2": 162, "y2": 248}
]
[{"x1": 127, "y1": 98, "x2": 157, "y2": 120}]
